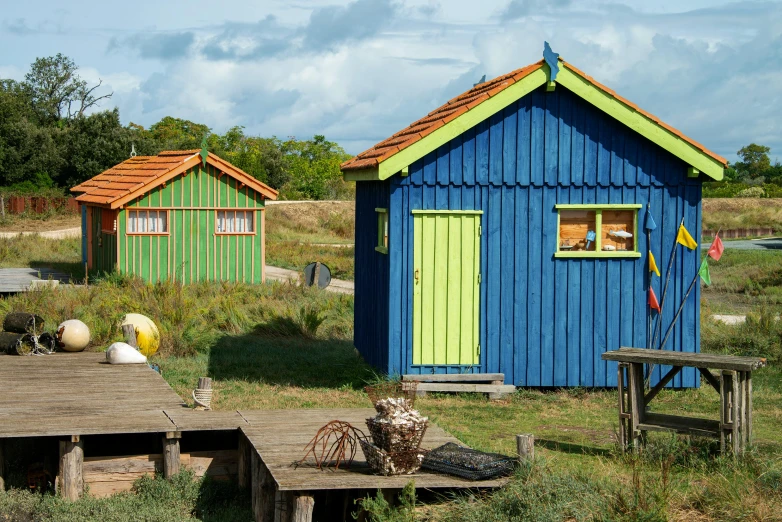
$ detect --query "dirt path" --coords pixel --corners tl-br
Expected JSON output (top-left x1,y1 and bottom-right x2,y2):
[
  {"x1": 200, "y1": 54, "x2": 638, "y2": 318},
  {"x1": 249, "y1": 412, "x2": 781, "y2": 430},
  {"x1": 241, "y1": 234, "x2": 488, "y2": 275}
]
[
  {"x1": 0, "y1": 227, "x2": 81, "y2": 239},
  {"x1": 265, "y1": 265, "x2": 353, "y2": 294}
]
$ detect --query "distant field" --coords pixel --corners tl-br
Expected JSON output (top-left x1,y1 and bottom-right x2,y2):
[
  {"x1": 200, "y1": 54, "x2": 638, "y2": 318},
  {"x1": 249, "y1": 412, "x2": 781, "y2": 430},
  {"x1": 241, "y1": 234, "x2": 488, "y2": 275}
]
[{"x1": 702, "y1": 198, "x2": 782, "y2": 233}]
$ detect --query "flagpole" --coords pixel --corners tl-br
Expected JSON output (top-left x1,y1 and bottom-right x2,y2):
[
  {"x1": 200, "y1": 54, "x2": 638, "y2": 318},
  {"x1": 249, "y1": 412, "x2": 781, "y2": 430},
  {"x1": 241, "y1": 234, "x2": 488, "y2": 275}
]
[
  {"x1": 658, "y1": 228, "x2": 722, "y2": 353},
  {"x1": 652, "y1": 216, "x2": 684, "y2": 351},
  {"x1": 657, "y1": 273, "x2": 700, "y2": 353},
  {"x1": 645, "y1": 203, "x2": 654, "y2": 385}
]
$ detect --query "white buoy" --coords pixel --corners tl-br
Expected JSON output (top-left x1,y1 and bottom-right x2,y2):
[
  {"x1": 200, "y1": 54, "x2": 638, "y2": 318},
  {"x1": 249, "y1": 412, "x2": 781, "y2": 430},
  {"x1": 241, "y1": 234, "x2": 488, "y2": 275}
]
[
  {"x1": 106, "y1": 342, "x2": 147, "y2": 364},
  {"x1": 56, "y1": 319, "x2": 90, "y2": 352}
]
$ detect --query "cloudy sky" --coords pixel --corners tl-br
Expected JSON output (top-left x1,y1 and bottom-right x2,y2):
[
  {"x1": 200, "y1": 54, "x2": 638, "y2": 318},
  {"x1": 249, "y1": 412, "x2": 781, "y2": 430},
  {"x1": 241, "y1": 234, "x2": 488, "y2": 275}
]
[{"x1": 1, "y1": 0, "x2": 780, "y2": 161}]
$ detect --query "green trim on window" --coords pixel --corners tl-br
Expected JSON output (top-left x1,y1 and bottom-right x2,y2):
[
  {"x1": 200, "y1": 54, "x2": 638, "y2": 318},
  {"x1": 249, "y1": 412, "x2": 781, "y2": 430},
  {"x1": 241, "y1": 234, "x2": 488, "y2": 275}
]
[
  {"x1": 554, "y1": 251, "x2": 642, "y2": 259},
  {"x1": 555, "y1": 204, "x2": 642, "y2": 210},
  {"x1": 376, "y1": 208, "x2": 389, "y2": 254},
  {"x1": 555, "y1": 205, "x2": 640, "y2": 258},
  {"x1": 411, "y1": 210, "x2": 484, "y2": 215}
]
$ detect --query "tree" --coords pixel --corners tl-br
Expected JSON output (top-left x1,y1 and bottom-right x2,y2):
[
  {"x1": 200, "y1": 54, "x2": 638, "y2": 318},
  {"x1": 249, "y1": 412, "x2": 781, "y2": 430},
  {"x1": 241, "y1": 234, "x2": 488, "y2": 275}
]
[
  {"x1": 149, "y1": 116, "x2": 210, "y2": 150},
  {"x1": 24, "y1": 53, "x2": 112, "y2": 122},
  {"x1": 734, "y1": 143, "x2": 771, "y2": 181}
]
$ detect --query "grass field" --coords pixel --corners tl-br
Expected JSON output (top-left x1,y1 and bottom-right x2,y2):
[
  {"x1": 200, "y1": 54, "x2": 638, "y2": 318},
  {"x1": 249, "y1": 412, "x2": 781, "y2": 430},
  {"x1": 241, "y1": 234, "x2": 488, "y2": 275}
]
[
  {"x1": 702, "y1": 198, "x2": 782, "y2": 233},
  {"x1": 0, "y1": 207, "x2": 781, "y2": 520}
]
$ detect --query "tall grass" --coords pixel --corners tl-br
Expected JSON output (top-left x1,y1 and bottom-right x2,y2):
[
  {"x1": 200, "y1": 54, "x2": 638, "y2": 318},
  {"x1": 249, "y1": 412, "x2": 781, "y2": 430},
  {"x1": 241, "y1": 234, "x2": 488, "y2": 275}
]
[
  {"x1": 0, "y1": 277, "x2": 354, "y2": 356},
  {"x1": 0, "y1": 470, "x2": 252, "y2": 522}
]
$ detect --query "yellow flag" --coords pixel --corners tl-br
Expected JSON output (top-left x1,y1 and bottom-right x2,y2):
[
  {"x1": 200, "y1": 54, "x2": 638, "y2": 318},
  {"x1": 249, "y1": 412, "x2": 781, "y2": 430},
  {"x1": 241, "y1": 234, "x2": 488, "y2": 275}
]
[
  {"x1": 676, "y1": 224, "x2": 697, "y2": 250},
  {"x1": 649, "y1": 251, "x2": 660, "y2": 277}
]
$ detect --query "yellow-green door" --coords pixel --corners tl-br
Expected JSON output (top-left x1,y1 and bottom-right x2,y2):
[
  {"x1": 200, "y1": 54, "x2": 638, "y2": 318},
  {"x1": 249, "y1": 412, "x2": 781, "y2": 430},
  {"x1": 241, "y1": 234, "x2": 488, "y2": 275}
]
[{"x1": 412, "y1": 210, "x2": 482, "y2": 366}]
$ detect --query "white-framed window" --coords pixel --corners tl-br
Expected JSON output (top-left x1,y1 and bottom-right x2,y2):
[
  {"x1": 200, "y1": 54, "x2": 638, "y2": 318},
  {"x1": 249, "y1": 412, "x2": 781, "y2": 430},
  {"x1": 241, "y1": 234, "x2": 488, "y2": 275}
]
[
  {"x1": 216, "y1": 210, "x2": 255, "y2": 234},
  {"x1": 127, "y1": 210, "x2": 168, "y2": 234}
]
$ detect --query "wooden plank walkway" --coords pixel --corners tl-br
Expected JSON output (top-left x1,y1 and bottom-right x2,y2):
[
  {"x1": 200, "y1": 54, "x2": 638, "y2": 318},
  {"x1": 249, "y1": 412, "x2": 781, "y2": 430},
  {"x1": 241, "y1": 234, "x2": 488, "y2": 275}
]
[
  {"x1": 0, "y1": 267, "x2": 76, "y2": 293},
  {"x1": 240, "y1": 409, "x2": 509, "y2": 491},
  {"x1": 0, "y1": 352, "x2": 185, "y2": 438}
]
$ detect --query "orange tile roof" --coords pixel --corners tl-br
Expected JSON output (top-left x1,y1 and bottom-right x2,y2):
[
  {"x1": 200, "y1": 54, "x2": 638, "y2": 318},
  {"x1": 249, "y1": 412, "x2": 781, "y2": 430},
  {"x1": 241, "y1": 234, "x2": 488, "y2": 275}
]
[
  {"x1": 72, "y1": 150, "x2": 278, "y2": 208},
  {"x1": 341, "y1": 58, "x2": 727, "y2": 172}
]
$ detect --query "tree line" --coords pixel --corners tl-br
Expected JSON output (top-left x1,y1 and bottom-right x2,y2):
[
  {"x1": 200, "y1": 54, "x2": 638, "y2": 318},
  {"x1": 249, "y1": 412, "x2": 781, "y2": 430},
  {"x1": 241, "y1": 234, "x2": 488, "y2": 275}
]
[
  {"x1": 704, "y1": 144, "x2": 782, "y2": 198},
  {"x1": 0, "y1": 54, "x2": 354, "y2": 200}
]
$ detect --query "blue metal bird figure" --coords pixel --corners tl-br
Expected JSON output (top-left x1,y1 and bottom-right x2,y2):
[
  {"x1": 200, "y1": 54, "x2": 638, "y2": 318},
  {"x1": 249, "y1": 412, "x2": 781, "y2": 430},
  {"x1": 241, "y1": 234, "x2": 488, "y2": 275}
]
[
  {"x1": 543, "y1": 41, "x2": 560, "y2": 82},
  {"x1": 474, "y1": 74, "x2": 486, "y2": 87}
]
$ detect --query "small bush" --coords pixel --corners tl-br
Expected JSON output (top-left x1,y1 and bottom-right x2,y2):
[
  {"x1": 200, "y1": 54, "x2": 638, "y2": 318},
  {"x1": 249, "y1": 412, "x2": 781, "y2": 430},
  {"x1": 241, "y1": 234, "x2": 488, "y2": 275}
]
[{"x1": 735, "y1": 186, "x2": 766, "y2": 198}]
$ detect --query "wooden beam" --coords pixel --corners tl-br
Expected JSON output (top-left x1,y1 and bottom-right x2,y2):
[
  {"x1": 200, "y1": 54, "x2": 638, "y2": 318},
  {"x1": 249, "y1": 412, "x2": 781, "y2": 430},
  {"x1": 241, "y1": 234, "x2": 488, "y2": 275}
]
[
  {"x1": 59, "y1": 437, "x2": 84, "y2": 500},
  {"x1": 644, "y1": 366, "x2": 682, "y2": 406},
  {"x1": 698, "y1": 368, "x2": 721, "y2": 392},
  {"x1": 403, "y1": 373, "x2": 504, "y2": 382},
  {"x1": 0, "y1": 439, "x2": 5, "y2": 491},
  {"x1": 162, "y1": 435, "x2": 181, "y2": 479},
  {"x1": 238, "y1": 433, "x2": 251, "y2": 489},
  {"x1": 252, "y1": 450, "x2": 276, "y2": 522},
  {"x1": 687, "y1": 167, "x2": 700, "y2": 178}
]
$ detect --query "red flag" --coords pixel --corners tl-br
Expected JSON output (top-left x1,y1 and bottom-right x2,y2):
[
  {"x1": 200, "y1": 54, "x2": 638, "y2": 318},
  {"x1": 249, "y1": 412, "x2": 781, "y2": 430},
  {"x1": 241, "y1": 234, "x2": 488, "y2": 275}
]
[
  {"x1": 707, "y1": 233, "x2": 724, "y2": 261},
  {"x1": 648, "y1": 287, "x2": 661, "y2": 312}
]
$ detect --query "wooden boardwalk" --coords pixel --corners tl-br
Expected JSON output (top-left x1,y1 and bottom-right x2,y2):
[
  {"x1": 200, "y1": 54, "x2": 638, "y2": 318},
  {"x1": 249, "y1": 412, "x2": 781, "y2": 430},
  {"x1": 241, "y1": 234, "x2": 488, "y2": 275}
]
[
  {"x1": 0, "y1": 352, "x2": 186, "y2": 438},
  {"x1": 0, "y1": 353, "x2": 509, "y2": 520},
  {"x1": 240, "y1": 408, "x2": 507, "y2": 492},
  {"x1": 0, "y1": 267, "x2": 76, "y2": 293}
]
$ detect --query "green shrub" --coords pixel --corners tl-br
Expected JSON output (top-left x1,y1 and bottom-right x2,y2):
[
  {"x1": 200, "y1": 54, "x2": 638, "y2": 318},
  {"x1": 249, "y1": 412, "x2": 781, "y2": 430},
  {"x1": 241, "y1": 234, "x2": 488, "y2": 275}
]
[{"x1": 735, "y1": 186, "x2": 766, "y2": 198}]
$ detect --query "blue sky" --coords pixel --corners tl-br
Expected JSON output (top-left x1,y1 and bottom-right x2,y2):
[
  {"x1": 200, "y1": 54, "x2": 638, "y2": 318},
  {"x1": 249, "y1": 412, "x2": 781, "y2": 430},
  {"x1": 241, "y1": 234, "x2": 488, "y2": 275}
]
[{"x1": 1, "y1": 0, "x2": 780, "y2": 162}]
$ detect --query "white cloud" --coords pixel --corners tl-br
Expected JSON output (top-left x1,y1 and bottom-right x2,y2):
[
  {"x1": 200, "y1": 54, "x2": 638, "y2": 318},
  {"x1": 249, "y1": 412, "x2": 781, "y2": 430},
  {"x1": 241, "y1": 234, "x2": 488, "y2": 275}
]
[{"x1": 2, "y1": 0, "x2": 778, "y2": 161}]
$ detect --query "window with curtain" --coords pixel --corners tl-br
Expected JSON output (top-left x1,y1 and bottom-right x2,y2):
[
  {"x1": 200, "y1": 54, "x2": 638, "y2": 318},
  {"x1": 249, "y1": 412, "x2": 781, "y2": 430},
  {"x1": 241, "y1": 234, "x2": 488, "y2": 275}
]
[
  {"x1": 127, "y1": 210, "x2": 168, "y2": 234},
  {"x1": 216, "y1": 210, "x2": 255, "y2": 234}
]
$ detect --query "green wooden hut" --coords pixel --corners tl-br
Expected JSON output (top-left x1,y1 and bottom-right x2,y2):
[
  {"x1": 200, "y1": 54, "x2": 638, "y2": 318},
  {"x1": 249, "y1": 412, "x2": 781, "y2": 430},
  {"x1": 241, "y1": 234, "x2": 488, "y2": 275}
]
[{"x1": 71, "y1": 150, "x2": 278, "y2": 283}]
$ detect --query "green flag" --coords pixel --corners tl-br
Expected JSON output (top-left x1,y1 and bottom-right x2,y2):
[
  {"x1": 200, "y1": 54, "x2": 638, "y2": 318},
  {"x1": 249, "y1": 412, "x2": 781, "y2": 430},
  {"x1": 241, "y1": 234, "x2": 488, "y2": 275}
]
[{"x1": 699, "y1": 258, "x2": 711, "y2": 286}]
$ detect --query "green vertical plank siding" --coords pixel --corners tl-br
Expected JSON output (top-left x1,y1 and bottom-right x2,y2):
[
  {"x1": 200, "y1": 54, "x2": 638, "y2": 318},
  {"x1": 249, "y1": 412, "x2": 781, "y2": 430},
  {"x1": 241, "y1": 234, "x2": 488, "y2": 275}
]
[
  {"x1": 119, "y1": 165, "x2": 267, "y2": 284},
  {"x1": 412, "y1": 212, "x2": 480, "y2": 366}
]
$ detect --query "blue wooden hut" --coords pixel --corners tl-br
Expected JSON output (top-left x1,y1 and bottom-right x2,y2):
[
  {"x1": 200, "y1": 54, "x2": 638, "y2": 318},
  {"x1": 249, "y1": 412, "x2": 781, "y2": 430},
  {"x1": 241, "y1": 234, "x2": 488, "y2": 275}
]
[{"x1": 341, "y1": 51, "x2": 727, "y2": 388}]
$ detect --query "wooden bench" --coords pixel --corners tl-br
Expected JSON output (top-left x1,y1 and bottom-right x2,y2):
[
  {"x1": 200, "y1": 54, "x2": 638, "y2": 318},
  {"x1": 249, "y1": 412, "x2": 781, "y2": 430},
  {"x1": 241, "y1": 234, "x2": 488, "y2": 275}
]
[
  {"x1": 602, "y1": 348, "x2": 767, "y2": 455},
  {"x1": 403, "y1": 373, "x2": 516, "y2": 400}
]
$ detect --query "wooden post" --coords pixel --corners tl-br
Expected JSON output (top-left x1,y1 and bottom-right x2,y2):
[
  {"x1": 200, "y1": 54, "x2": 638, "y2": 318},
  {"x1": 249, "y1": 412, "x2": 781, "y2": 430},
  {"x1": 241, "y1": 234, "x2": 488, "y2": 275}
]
[
  {"x1": 617, "y1": 363, "x2": 628, "y2": 451},
  {"x1": 274, "y1": 490, "x2": 293, "y2": 522},
  {"x1": 746, "y1": 373, "x2": 753, "y2": 445},
  {"x1": 720, "y1": 370, "x2": 734, "y2": 454},
  {"x1": 732, "y1": 371, "x2": 741, "y2": 455},
  {"x1": 194, "y1": 377, "x2": 212, "y2": 411},
  {"x1": 252, "y1": 450, "x2": 276, "y2": 522},
  {"x1": 238, "y1": 433, "x2": 251, "y2": 489},
  {"x1": 162, "y1": 432, "x2": 181, "y2": 479},
  {"x1": 122, "y1": 324, "x2": 138, "y2": 348},
  {"x1": 289, "y1": 492, "x2": 314, "y2": 522},
  {"x1": 59, "y1": 436, "x2": 84, "y2": 500},
  {"x1": 627, "y1": 362, "x2": 645, "y2": 450},
  {"x1": 0, "y1": 439, "x2": 5, "y2": 491},
  {"x1": 516, "y1": 434, "x2": 534, "y2": 462}
]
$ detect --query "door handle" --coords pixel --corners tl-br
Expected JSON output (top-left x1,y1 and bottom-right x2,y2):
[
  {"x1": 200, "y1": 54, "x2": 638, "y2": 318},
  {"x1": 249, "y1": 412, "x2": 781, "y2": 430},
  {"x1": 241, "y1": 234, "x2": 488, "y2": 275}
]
[{"x1": 414, "y1": 269, "x2": 419, "y2": 284}]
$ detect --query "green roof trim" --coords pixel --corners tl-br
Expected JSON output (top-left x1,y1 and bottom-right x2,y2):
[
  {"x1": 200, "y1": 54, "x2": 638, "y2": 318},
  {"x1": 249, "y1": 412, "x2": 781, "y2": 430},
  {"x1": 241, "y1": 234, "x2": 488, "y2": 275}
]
[
  {"x1": 345, "y1": 62, "x2": 724, "y2": 183},
  {"x1": 555, "y1": 66, "x2": 724, "y2": 181},
  {"x1": 344, "y1": 67, "x2": 548, "y2": 182}
]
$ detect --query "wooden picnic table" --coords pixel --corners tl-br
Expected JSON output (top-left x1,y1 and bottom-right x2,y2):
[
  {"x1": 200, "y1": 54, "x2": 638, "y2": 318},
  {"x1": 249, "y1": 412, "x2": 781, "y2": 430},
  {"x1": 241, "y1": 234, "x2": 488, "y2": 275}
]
[{"x1": 602, "y1": 348, "x2": 767, "y2": 455}]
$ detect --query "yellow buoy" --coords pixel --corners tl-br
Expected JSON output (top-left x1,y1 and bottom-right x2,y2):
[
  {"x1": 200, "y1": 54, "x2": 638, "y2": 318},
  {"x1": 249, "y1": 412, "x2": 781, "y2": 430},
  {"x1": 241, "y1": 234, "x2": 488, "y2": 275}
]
[{"x1": 120, "y1": 313, "x2": 160, "y2": 357}]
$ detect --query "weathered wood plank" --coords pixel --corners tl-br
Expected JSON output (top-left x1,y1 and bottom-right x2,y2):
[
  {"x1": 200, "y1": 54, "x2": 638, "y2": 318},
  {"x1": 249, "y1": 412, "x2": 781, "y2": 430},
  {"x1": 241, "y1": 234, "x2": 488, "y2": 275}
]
[
  {"x1": 411, "y1": 383, "x2": 516, "y2": 393},
  {"x1": 602, "y1": 348, "x2": 766, "y2": 371},
  {"x1": 241, "y1": 409, "x2": 509, "y2": 492},
  {"x1": 638, "y1": 412, "x2": 721, "y2": 437}
]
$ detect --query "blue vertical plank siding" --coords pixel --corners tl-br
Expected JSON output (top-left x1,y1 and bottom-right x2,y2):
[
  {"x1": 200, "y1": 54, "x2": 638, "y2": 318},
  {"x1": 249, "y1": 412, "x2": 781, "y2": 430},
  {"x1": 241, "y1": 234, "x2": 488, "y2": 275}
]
[
  {"x1": 353, "y1": 181, "x2": 391, "y2": 372},
  {"x1": 350, "y1": 85, "x2": 704, "y2": 388}
]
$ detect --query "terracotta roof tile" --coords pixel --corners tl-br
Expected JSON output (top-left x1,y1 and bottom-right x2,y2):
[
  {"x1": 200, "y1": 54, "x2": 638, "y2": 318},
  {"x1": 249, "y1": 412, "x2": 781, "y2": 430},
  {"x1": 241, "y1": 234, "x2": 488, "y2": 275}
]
[
  {"x1": 342, "y1": 59, "x2": 727, "y2": 172},
  {"x1": 72, "y1": 150, "x2": 278, "y2": 207}
]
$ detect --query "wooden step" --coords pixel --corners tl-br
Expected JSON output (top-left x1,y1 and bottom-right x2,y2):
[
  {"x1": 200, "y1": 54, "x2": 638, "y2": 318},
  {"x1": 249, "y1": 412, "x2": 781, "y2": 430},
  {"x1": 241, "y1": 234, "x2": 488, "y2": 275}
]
[
  {"x1": 407, "y1": 382, "x2": 516, "y2": 400},
  {"x1": 403, "y1": 373, "x2": 504, "y2": 383}
]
